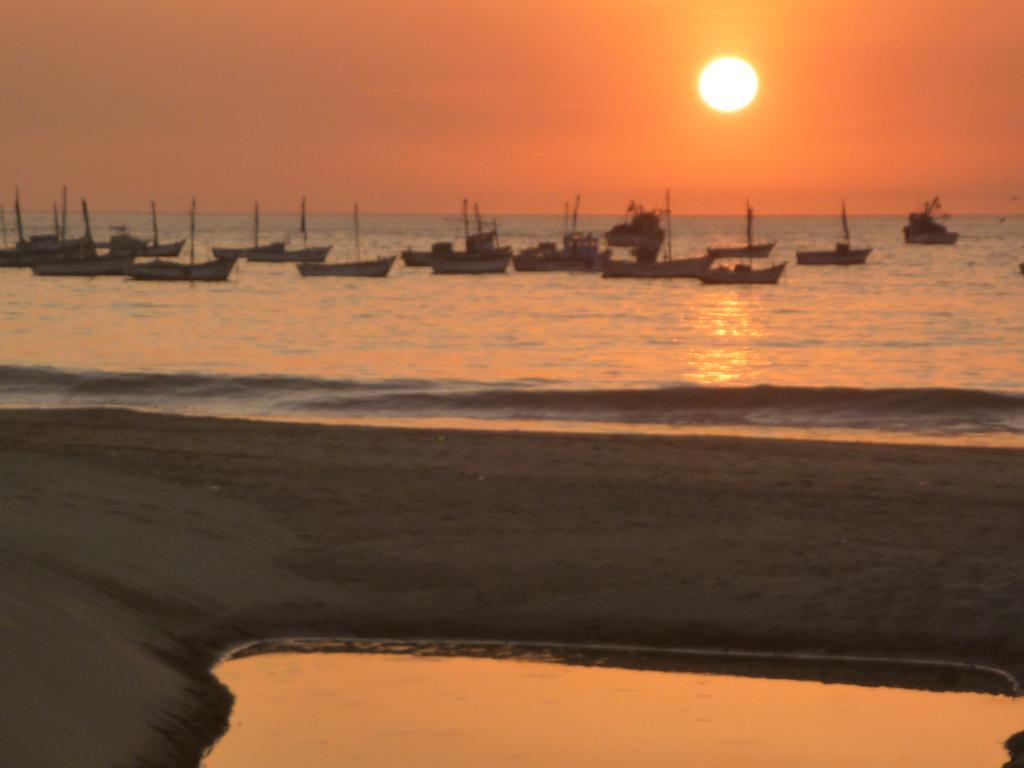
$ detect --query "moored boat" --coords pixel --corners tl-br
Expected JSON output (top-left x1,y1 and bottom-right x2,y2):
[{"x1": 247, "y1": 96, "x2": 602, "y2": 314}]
[
  {"x1": 0, "y1": 188, "x2": 89, "y2": 266},
  {"x1": 707, "y1": 201, "x2": 776, "y2": 259},
  {"x1": 431, "y1": 200, "x2": 511, "y2": 274},
  {"x1": 514, "y1": 197, "x2": 611, "y2": 272},
  {"x1": 903, "y1": 197, "x2": 958, "y2": 244},
  {"x1": 697, "y1": 261, "x2": 786, "y2": 284},
  {"x1": 297, "y1": 203, "x2": 394, "y2": 277},
  {"x1": 604, "y1": 201, "x2": 666, "y2": 255},
  {"x1": 33, "y1": 252, "x2": 136, "y2": 276},
  {"x1": 796, "y1": 202, "x2": 872, "y2": 265},
  {"x1": 126, "y1": 198, "x2": 237, "y2": 282},
  {"x1": 602, "y1": 191, "x2": 711, "y2": 278},
  {"x1": 252, "y1": 196, "x2": 332, "y2": 262},
  {"x1": 212, "y1": 201, "x2": 286, "y2": 259},
  {"x1": 402, "y1": 242, "x2": 453, "y2": 267}
]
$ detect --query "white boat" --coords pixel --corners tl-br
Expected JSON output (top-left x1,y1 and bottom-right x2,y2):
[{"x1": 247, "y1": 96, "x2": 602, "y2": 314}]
[
  {"x1": 796, "y1": 202, "x2": 872, "y2": 265},
  {"x1": 903, "y1": 197, "x2": 959, "y2": 244},
  {"x1": 697, "y1": 261, "x2": 786, "y2": 284},
  {"x1": 212, "y1": 201, "x2": 286, "y2": 259},
  {"x1": 126, "y1": 199, "x2": 237, "y2": 282},
  {"x1": 297, "y1": 203, "x2": 394, "y2": 277},
  {"x1": 707, "y1": 201, "x2": 776, "y2": 259}
]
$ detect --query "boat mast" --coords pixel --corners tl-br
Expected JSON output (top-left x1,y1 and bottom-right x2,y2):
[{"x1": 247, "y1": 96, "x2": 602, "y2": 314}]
[
  {"x1": 81, "y1": 199, "x2": 93, "y2": 244},
  {"x1": 300, "y1": 196, "x2": 308, "y2": 246},
  {"x1": 572, "y1": 194, "x2": 580, "y2": 235},
  {"x1": 354, "y1": 202, "x2": 361, "y2": 262},
  {"x1": 666, "y1": 189, "x2": 673, "y2": 261},
  {"x1": 841, "y1": 200, "x2": 850, "y2": 243},
  {"x1": 563, "y1": 201, "x2": 569, "y2": 238},
  {"x1": 189, "y1": 197, "x2": 196, "y2": 270},
  {"x1": 0, "y1": 205, "x2": 6, "y2": 246},
  {"x1": 474, "y1": 202, "x2": 482, "y2": 234},
  {"x1": 254, "y1": 201, "x2": 259, "y2": 248},
  {"x1": 52, "y1": 202, "x2": 60, "y2": 239},
  {"x1": 462, "y1": 198, "x2": 470, "y2": 242},
  {"x1": 746, "y1": 199, "x2": 753, "y2": 247},
  {"x1": 61, "y1": 186, "x2": 67, "y2": 241},
  {"x1": 151, "y1": 200, "x2": 159, "y2": 246},
  {"x1": 14, "y1": 188, "x2": 24, "y2": 244}
]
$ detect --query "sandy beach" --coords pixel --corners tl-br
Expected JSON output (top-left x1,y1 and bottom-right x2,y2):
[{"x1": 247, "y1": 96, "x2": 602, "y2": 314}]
[{"x1": 2, "y1": 408, "x2": 1023, "y2": 767}]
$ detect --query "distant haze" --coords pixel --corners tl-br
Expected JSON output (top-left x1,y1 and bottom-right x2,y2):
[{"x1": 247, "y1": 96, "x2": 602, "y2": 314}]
[{"x1": 3, "y1": 0, "x2": 1022, "y2": 214}]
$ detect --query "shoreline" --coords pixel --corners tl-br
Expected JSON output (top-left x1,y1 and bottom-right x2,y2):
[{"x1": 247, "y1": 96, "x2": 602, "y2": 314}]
[{"x1": 2, "y1": 408, "x2": 1024, "y2": 766}]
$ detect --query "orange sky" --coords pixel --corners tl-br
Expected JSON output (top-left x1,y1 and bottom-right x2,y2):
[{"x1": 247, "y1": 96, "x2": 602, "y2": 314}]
[{"x1": 3, "y1": 0, "x2": 1022, "y2": 214}]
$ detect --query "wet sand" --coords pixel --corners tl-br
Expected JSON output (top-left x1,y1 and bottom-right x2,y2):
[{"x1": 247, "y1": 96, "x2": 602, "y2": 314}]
[{"x1": 1, "y1": 408, "x2": 1023, "y2": 767}]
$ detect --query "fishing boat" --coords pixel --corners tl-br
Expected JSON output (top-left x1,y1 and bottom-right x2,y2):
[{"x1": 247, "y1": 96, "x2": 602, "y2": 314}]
[
  {"x1": 430, "y1": 201, "x2": 511, "y2": 274},
  {"x1": 145, "y1": 201, "x2": 186, "y2": 257},
  {"x1": 0, "y1": 188, "x2": 89, "y2": 266},
  {"x1": 796, "y1": 202, "x2": 872, "y2": 265},
  {"x1": 33, "y1": 200, "x2": 135, "y2": 276},
  {"x1": 514, "y1": 196, "x2": 612, "y2": 272},
  {"x1": 706, "y1": 201, "x2": 776, "y2": 259},
  {"x1": 604, "y1": 201, "x2": 666, "y2": 256},
  {"x1": 212, "y1": 201, "x2": 286, "y2": 259},
  {"x1": 402, "y1": 242, "x2": 454, "y2": 267},
  {"x1": 298, "y1": 203, "x2": 395, "y2": 277},
  {"x1": 250, "y1": 197, "x2": 332, "y2": 263},
  {"x1": 903, "y1": 197, "x2": 959, "y2": 244},
  {"x1": 697, "y1": 260, "x2": 786, "y2": 284},
  {"x1": 126, "y1": 199, "x2": 237, "y2": 282},
  {"x1": 602, "y1": 191, "x2": 712, "y2": 278}
]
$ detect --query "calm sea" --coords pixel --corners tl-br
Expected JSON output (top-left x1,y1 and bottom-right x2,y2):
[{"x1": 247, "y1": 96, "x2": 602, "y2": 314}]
[{"x1": 2, "y1": 210, "x2": 1022, "y2": 445}]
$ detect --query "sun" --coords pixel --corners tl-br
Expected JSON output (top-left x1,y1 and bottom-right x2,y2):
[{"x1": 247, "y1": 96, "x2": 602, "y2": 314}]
[{"x1": 699, "y1": 57, "x2": 759, "y2": 112}]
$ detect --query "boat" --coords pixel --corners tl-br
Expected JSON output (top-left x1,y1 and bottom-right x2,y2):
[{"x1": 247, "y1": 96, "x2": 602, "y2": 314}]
[
  {"x1": 0, "y1": 188, "x2": 89, "y2": 266},
  {"x1": 145, "y1": 201, "x2": 186, "y2": 257},
  {"x1": 250, "y1": 196, "x2": 332, "y2": 263},
  {"x1": 126, "y1": 199, "x2": 237, "y2": 282},
  {"x1": 602, "y1": 191, "x2": 713, "y2": 278},
  {"x1": 904, "y1": 197, "x2": 959, "y2": 244},
  {"x1": 212, "y1": 201, "x2": 286, "y2": 259},
  {"x1": 32, "y1": 200, "x2": 134, "y2": 276},
  {"x1": 430, "y1": 201, "x2": 512, "y2": 274},
  {"x1": 796, "y1": 202, "x2": 872, "y2": 265},
  {"x1": 706, "y1": 201, "x2": 776, "y2": 259},
  {"x1": 1019, "y1": 262, "x2": 1023, "y2": 276},
  {"x1": 514, "y1": 196, "x2": 611, "y2": 272},
  {"x1": 402, "y1": 242, "x2": 454, "y2": 267},
  {"x1": 604, "y1": 201, "x2": 666, "y2": 258},
  {"x1": 298, "y1": 203, "x2": 395, "y2": 277},
  {"x1": 697, "y1": 261, "x2": 786, "y2": 284}
]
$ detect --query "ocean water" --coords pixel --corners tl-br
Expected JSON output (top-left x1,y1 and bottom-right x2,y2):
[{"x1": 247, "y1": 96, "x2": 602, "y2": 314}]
[{"x1": 2, "y1": 210, "x2": 1023, "y2": 444}]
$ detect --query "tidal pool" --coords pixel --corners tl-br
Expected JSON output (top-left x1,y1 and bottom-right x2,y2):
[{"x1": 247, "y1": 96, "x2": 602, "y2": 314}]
[{"x1": 203, "y1": 650, "x2": 1022, "y2": 767}]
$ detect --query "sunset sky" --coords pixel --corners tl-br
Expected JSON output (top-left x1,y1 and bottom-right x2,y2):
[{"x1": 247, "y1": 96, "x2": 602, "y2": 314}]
[{"x1": 3, "y1": 0, "x2": 1022, "y2": 214}]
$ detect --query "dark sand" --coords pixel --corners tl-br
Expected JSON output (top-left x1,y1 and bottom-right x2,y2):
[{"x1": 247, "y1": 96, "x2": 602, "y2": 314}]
[{"x1": 1, "y1": 408, "x2": 1023, "y2": 767}]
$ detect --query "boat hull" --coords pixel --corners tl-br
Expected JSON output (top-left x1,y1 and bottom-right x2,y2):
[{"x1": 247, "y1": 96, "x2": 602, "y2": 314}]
[
  {"x1": 144, "y1": 240, "x2": 186, "y2": 258},
  {"x1": 125, "y1": 257, "x2": 237, "y2": 282},
  {"x1": 297, "y1": 256, "x2": 395, "y2": 277},
  {"x1": 795, "y1": 247, "x2": 872, "y2": 265},
  {"x1": 1019, "y1": 262, "x2": 1024, "y2": 276},
  {"x1": 706, "y1": 242, "x2": 776, "y2": 259},
  {"x1": 602, "y1": 255, "x2": 712, "y2": 279},
  {"x1": 513, "y1": 250, "x2": 611, "y2": 272},
  {"x1": 698, "y1": 262, "x2": 787, "y2": 285},
  {"x1": 32, "y1": 253, "x2": 137, "y2": 276},
  {"x1": 248, "y1": 246, "x2": 332, "y2": 263},
  {"x1": 431, "y1": 254, "x2": 510, "y2": 274},
  {"x1": 904, "y1": 231, "x2": 958, "y2": 245},
  {"x1": 212, "y1": 242, "x2": 287, "y2": 260},
  {"x1": 401, "y1": 250, "x2": 435, "y2": 267}
]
